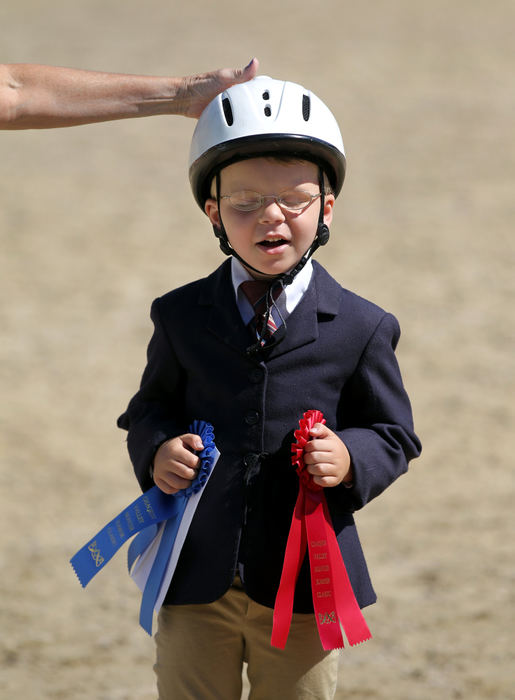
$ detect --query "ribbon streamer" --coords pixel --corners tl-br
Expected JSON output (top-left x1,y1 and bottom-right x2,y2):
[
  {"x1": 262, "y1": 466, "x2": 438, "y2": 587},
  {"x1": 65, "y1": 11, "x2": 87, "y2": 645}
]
[
  {"x1": 70, "y1": 420, "x2": 217, "y2": 634},
  {"x1": 271, "y1": 410, "x2": 372, "y2": 650}
]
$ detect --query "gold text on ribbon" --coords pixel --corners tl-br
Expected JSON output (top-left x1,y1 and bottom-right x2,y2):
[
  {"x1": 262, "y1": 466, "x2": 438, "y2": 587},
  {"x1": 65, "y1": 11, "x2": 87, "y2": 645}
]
[{"x1": 88, "y1": 541, "x2": 105, "y2": 567}]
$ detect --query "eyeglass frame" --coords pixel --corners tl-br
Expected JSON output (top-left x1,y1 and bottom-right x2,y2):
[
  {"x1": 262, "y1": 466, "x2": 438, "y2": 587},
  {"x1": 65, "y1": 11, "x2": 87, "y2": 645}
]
[{"x1": 219, "y1": 189, "x2": 325, "y2": 213}]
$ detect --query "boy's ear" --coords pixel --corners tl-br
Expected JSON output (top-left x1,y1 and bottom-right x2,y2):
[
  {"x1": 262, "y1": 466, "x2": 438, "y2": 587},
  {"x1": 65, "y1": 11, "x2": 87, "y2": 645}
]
[
  {"x1": 205, "y1": 198, "x2": 220, "y2": 227},
  {"x1": 323, "y1": 193, "x2": 335, "y2": 227}
]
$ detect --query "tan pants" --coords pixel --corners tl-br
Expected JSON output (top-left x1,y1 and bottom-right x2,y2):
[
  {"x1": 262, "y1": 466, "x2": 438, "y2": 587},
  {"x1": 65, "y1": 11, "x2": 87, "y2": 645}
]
[{"x1": 154, "y1": 578, "x2": 339, "y2": 700}]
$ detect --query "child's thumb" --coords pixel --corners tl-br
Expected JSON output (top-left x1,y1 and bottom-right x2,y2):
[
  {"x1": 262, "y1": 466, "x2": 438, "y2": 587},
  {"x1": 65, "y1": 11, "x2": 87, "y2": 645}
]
[
  {"x1": 309, "y1": 422, "x2": 327, "y2": 437},
  {"x1": 183, "y1": 433, "x2": 204, "y2": 452}
]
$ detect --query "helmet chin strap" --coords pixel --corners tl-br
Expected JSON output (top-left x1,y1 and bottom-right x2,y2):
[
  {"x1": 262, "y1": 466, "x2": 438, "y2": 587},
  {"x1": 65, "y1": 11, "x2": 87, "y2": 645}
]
[{"x1": 213, "y1": 168, "x2": 330, "y2": 289}]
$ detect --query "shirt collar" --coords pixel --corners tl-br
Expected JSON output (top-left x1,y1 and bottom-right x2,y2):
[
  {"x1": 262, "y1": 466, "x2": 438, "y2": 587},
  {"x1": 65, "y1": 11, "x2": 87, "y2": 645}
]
[{"x1": 231, "y1": 256, "x2": 313, "y2": 324}]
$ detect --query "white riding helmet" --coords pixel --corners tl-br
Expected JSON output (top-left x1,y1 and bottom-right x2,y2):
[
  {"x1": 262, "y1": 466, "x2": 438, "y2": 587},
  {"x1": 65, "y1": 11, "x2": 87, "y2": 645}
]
[{"x1": 189, "y1": 76, "x2": 346, "y2": 210}]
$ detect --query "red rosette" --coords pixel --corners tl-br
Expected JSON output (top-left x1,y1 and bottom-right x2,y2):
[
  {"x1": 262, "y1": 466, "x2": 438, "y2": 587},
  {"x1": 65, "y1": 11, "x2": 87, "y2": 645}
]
[
  {"x1": 292, "y1": 409, "x2": 325, "y2": 490},
  {"x1": 271, "y1": 410, "x2": 372, "y2": 651}
]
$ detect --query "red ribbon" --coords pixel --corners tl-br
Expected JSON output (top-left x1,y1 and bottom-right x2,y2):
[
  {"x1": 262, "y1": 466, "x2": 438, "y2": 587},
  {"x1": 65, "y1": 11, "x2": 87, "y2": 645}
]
[{"x1": 271, "y1": 410, "x2": 372, "y2": 650}]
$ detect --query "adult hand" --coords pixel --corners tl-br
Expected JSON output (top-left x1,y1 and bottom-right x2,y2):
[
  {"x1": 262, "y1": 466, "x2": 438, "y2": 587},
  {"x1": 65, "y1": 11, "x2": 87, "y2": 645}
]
[{"x1": 175, "y1": 58, "x2": 259, "y2": 118}]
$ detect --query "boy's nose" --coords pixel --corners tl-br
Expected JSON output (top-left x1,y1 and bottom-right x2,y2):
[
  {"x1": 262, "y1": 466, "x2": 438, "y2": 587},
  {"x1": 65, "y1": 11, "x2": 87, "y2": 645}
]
[{"x1": 259, "y1": 199, "x2": 286, "y2": 223}]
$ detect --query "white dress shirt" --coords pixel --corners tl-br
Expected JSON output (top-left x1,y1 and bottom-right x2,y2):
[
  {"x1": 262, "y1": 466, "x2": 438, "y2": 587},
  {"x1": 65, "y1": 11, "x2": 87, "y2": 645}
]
[{"x1": 231, "y1": 257, "x2": 313, "y2": 327}]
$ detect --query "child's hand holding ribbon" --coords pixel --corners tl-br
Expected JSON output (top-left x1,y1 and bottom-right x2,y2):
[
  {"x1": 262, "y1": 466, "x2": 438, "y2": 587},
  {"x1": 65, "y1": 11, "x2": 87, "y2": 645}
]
[
  {"x1": 304, "y1": 422, "x2": 353, "y2": 488},
  {"x1": 153, "y1": 432, "x2": 205, "y2": 494}
]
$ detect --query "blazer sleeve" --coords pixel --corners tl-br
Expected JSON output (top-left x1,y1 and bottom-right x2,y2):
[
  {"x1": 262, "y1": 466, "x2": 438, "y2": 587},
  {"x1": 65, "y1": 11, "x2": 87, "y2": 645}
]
[
  {"x1": 333, "y1": 312, "x2": 421, "y2": 512},
  {"x1": 117, "y1": 297, "x2": 185, "y2": 491}
]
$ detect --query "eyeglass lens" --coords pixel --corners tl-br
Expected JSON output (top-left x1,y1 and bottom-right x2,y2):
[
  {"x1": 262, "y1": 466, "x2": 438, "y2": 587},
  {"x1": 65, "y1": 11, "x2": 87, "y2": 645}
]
[{"x1": 223, "y1": 190, "x2": 319, "y2": 212}]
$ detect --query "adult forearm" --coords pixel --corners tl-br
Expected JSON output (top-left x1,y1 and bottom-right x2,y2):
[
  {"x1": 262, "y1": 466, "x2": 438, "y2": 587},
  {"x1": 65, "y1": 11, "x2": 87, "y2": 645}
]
[
  {"x1": 1, "y1": 64, "x2": 176, "y2": 128},
  {"x1": 0, "y1": 59, "x2": 258, "y2": 129}
]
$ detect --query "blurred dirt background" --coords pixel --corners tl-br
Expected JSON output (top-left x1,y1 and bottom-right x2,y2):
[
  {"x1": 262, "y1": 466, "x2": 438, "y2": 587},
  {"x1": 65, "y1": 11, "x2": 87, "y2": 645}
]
[{"x1": 1, "y1": 1, "x2": 514, "y2": 698}]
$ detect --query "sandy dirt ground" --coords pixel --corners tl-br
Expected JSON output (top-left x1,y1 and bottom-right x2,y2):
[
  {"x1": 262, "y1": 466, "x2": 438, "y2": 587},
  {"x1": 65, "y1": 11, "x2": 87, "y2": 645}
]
[{"x1": 1, "y1": 1, "x2": 514, "y2": 698}]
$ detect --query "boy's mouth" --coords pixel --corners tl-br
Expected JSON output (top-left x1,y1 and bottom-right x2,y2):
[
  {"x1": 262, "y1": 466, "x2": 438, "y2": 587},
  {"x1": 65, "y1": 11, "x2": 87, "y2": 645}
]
[{"x1": 258, "y1": 237, "x2": 288, "y2": 249}]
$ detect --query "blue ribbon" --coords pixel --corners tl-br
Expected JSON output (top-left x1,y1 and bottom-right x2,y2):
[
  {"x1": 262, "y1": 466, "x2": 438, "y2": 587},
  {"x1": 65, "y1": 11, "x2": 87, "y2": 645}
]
[{"x1": 70, "y1": 421, "x2": 216, "y2": 633}]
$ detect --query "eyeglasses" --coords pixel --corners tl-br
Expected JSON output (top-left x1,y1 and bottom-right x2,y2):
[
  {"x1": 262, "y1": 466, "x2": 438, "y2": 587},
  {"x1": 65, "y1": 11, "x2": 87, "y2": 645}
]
[{"x1": 220, "y1": 189, "x2": 322, "y2": 213}]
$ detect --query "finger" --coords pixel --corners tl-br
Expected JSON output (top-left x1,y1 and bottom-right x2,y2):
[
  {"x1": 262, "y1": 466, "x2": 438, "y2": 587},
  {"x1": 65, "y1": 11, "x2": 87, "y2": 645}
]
[
  {"x1": 306, "y1": 462, "x2": 336, "y2": 478},
  {"x1": 217, "y1": 58, "x2": 259, "y2": 92},
  {"x1": 308, "y1": 422, "x2": 330, "y2": 439},
  {"x1": 240, "y1": 57, "x2": 259, "y2": 80},
  {"x1": 304, "y1": 450, "x2": 329, "y2": 466},
  {"x1": 304, "y1": 439, "x2": 333, "y2": 456},
  {"x1": 224, "y1": 58, "x2": 259, "y2": 86},
  {"x1": 153, "y1": 457, "x2": 198, "y2": 491},
  {"x1": 181, "y1": 433, "x2": 204, "y2": 452},
  {"x1": 311, "y1": 474, "x2": 341, "y2": 488},
  {"x1": 168, "y1": 459, "x2": 199, "y2": 480},
  {"x1": 159, "y1": 449, "x2": 199, "y2": 474},
  {"x1": 154, "y1": 472, "x2": 193, "y2": 495}
]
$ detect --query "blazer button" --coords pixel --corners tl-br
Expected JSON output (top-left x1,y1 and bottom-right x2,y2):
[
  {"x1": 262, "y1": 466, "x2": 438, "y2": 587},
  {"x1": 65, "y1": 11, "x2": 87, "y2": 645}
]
[
  {"x1": 244, "y1": 453, "x2": 259, "y2": 468},
  {"x1": 244, "y1": 410, "x2": 260, "y2": 425},
  {"x1": 248, "y1": 367, "x2": 264, "y2": 383}
]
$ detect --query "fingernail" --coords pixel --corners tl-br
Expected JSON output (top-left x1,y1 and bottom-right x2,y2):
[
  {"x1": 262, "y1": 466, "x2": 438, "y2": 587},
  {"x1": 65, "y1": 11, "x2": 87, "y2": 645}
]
[{"x1": 245, "y1": 58, "x2": 255, "y2": 70}]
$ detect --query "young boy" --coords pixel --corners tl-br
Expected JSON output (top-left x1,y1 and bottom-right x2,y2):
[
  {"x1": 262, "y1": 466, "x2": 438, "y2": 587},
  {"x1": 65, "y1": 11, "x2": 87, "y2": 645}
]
[{"x1": 118, "y1": 76, "x2": 421, "y2": 699}]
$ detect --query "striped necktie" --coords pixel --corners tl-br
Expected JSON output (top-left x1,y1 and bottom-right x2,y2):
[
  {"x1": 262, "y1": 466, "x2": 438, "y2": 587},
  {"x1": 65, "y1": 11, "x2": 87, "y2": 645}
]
[{"x1": 240, "y1": 280, "x2": 283, "y2": 343}]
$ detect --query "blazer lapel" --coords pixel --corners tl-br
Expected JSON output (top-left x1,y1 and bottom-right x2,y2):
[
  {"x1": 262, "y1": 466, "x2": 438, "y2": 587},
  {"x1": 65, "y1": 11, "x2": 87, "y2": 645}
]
[
  {"x1": 199, "y1": 260, "x2": 252, "y2": 352},
  {"x1": 267, "y1": 261, "x2": 342, "y2": 359}
]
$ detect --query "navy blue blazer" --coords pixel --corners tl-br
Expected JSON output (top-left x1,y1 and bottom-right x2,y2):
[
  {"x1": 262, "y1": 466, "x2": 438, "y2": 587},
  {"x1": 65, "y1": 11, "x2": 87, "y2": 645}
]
[{"x1": 118, "y1": 260, "x2": 421, "y2": 613}]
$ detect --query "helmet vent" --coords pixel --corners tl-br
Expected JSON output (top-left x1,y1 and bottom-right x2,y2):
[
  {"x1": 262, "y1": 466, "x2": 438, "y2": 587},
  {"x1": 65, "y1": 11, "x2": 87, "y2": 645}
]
[
  {"x1": 264, "y1": 105, "x2": 272, "y2": 117},
  {"x1": 222, "y1": 97, "x2": 234, "y2": 126},
  {"x1": 302, "y1": 94, "x2": 311, "y2": 121}
]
